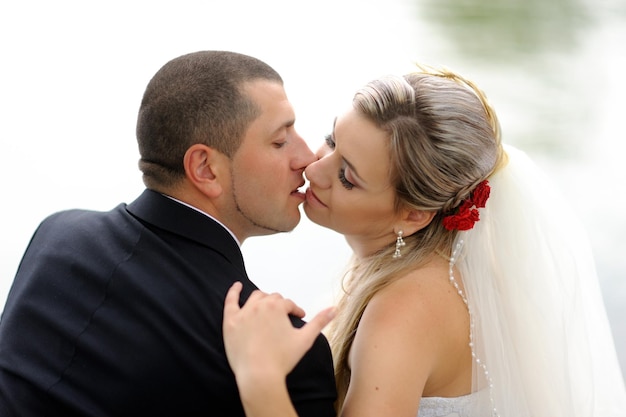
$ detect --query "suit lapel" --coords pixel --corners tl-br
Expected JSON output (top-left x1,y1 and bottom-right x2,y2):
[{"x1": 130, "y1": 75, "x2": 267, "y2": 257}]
[{"x1": 125, "y1": 189, "x2": 245, "y2": 271}]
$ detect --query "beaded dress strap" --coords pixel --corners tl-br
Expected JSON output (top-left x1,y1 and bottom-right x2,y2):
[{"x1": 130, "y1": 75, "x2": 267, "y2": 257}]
[{"x1": 449, "y1": 239, "x2": 499, "y2": 417}]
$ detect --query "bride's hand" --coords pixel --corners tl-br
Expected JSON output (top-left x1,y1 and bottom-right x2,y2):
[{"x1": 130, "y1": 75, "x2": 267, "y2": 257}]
[{"x1": 222, "y1": 282, "x2": 336, "y2": 384}]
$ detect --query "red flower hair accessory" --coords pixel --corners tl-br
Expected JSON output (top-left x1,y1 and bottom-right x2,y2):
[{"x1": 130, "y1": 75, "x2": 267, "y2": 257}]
[{"x1": 442, "y1": 180, "x2": 491, "y2": 231}]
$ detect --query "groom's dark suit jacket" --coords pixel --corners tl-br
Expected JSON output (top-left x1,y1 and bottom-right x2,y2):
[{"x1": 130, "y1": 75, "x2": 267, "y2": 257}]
[{"x1": 0, "y1": 189, "x2": 337, "y2": 416}]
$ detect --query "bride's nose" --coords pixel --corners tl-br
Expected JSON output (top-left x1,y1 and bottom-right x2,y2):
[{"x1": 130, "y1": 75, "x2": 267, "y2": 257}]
[
  {"x1": 315, "y1": 143, "x2": 331, "y2": 159},
  {"x1": 304, "y1": 151, "x2": 332, "y2": 189}
]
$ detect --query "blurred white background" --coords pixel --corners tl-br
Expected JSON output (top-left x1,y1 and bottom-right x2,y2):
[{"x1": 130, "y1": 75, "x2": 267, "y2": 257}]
[{"x1": 1, "y1": 0, "x2": 624, "y2": 377}]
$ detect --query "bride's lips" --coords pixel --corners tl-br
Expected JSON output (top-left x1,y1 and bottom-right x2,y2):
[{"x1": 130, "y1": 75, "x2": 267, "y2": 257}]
[{"x1": 305, "y1": 188, "x2": 327, "y2": 208}]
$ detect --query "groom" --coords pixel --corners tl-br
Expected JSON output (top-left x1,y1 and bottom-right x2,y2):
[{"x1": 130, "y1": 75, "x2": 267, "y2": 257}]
[{"x1": 0, "y1": 51, "x2": 337, "y2": 416}]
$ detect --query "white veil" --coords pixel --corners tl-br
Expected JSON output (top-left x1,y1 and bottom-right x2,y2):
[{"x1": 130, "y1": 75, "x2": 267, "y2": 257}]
[{"x1": 456, "y1": 144, "x2": 626, "y2": 416}]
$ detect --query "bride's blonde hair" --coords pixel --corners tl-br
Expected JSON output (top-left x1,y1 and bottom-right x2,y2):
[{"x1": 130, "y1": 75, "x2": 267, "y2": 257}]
[{"x1": 327, "y1": 65, "x2": 505, "y2": 412}]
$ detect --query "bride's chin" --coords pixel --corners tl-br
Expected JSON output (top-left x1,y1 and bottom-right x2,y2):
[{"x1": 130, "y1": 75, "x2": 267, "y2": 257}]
[{"x1": 303, "y1": 205, "x2": 324, "y2": 225}]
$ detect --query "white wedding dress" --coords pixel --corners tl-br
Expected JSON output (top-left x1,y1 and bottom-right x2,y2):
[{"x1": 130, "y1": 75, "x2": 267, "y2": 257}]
[
  {"x1": 417, "y1": 145, "x2": 626, "y2": 417},
  {"x1": 418, "y1": 391, "x2": 489, "y2": 417}
]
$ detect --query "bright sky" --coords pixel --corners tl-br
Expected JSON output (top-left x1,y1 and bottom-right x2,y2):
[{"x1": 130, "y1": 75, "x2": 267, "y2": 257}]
[
  {"x1": 0, "y1": 0, "x2": 431, "y2": 313},
  {"x1": 1, "y1": 0, "x2": 625, "y2": 373}
]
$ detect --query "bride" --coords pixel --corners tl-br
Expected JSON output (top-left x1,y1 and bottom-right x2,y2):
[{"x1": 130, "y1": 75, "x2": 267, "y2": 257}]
[{"x1": 222, "y1": 65, "x2": 626, "y2": 417}]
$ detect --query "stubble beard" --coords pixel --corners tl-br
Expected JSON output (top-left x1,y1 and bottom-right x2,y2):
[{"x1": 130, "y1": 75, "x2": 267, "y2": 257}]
[{"x1": 231, "y1": 172, "x2": 292, "y2": 235}]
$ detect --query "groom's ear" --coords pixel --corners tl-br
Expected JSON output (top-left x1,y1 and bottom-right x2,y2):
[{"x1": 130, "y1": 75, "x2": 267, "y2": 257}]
[{"x1": 183, "y1": 144, "x2": 229, "y2": 198}]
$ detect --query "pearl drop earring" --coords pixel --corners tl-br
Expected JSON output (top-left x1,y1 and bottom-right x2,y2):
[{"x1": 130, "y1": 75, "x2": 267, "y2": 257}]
[{"x1": 392, "y1": 230, "x2": 406, "y2": 259}]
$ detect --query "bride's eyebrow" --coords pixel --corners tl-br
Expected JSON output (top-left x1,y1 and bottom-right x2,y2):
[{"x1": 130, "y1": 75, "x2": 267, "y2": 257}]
[{"x1": 332, "y1": 117, "x2": 365, "y2": 184}]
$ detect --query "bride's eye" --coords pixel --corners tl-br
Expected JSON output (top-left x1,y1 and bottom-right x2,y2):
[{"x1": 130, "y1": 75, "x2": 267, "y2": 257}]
[{"x1": 338, "y1": 168, "x2": 354, "y2": 190}]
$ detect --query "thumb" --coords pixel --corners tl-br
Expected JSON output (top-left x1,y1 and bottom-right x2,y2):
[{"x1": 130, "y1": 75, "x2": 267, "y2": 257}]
[
  {"x1": 223, "y1": 281, "x2": 243, "y2": 320},
  {"x1": 300, "y1": 307, "x2": 336, "y2": 343}
]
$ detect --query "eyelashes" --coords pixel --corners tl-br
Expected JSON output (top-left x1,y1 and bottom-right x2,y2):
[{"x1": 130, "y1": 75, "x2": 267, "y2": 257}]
[
  {"x1": 326, "y1": 134, "x2": 355, "y2": 190},
  {"x1": 338, "y1": 168, "x2": 354, "y2": 190},
  {"x1": 324, "y1": 134, "x2": 335, "y2": 149}
]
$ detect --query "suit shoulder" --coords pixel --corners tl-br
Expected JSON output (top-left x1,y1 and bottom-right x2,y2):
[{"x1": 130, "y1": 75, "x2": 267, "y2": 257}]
[{"x1": 34, "y1": 203, "x2": 133, "y2": 243}]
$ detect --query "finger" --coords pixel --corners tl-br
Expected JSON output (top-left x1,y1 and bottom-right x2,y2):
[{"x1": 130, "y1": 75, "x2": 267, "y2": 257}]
[
  {"x1": 246, "y1": 288, "x2": 268, "y2": 303},
  {"x1": 261, "y1": 293, "x2": 307, "y2": 318},
  {"x1": 283, "y1": 298, "x2": 306, "y2": 318},
  {"x1": 224, "y1": 281, "x2": 243, "y2": 318},
  {"x1": 302, "y1": 307, "x2": 336, "y2": 339}
]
